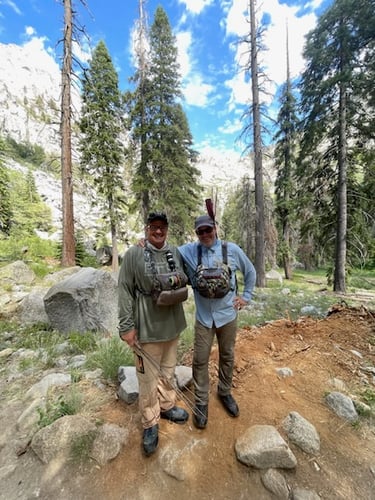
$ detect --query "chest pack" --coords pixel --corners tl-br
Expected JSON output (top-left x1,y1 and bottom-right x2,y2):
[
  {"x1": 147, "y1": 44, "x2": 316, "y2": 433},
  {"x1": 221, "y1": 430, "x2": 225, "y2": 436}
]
[
  {"x1": 194, "y1": 242, "x2": 232, "y2": 299},
  {"x1": 144, "y1": 246, "x2": 188, "y2": 306}
]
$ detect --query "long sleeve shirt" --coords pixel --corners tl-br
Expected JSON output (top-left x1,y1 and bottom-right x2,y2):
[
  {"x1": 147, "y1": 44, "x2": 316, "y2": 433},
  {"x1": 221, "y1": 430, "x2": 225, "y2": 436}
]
[
  {"x1": 178, "y1": 239, "x2": 256, "y2": 328},
  {"x1": 118, "y1": 243, "x2": 187, "y2": 343}
]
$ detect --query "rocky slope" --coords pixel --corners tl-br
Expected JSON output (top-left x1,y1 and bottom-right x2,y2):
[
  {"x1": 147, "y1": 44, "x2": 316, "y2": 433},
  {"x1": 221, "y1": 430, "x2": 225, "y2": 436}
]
[{"x1": 0, "y1": 40, "x2": 276, "y2": 212}]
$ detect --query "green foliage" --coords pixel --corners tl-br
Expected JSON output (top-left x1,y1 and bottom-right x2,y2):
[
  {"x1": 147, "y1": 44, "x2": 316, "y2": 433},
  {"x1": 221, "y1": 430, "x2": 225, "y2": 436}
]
[
  {"x1": 55, "y1": 232, "x2": 98, "y2": 268},
  {"x1": 37, "y1": 387, "x2": 83, "y2": 428},
  {"x1": 0, "y1": 234, "x2": 57, "y2": 266},
  {"x1": 4, "y1": 168, "x2": 53, "y2": 236},
  {"x1": 68, "y1": 331, "x2": 98, "y2": 354},
  {"x1": 128, "y1": 6, "x2": 201, "y2": 239},
  {"x1": 361, "y1": 389, "x2": 375, "y2": 407},
  {"x1": 298, "y1": 0, "x2": 375, "y2": 284},
  {"x1": 13, "y1": 323, "x2": 59, "y2": 351},
  {"x1": 79, "y1": 40, "x2": 127, "y2": 239},
  {"x1": 85, "y1": 335, "x2": 134, "y2": 382},
  {"x1": 4, "y1": 136, "x2": 46, "y2": 166},
  {"x1": 0, "y1": 143, "x2": 12, "y2": 235}
]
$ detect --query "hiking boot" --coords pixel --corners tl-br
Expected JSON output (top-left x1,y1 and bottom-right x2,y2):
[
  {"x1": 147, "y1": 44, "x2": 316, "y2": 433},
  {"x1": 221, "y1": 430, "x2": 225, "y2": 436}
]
[
  {"x1": 160, "y1": 406, "x2": 189, "y2": 424},
  {"x1": 219, "y1": 394, "x2": 239, "y2": 417},
  {"x1": 193, "y1": 404, "x2": 208, "y2": 429},
  {"x1": 143, "y1": 424, "x2": 159, "y2": 456}
]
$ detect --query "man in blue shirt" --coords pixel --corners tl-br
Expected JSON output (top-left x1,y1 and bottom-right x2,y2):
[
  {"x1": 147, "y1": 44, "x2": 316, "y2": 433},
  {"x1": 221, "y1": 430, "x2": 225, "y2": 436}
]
[{"x1": 179, "y1": 215, "x2": 256, "y2": 429}]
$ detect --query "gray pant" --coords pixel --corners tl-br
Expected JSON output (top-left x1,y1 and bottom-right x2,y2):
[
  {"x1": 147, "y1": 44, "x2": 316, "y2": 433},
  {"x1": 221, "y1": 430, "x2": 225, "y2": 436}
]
[{"x1": 193, "y1": 318, "x2": 237, "y2": 405}]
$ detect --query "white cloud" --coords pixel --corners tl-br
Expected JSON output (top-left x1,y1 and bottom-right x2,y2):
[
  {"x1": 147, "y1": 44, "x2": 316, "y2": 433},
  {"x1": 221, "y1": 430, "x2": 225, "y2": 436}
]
[
  {"x1": 1, "y1": 0, "x2": 21, "y2": 16},
  {"x1": 176, "y1": 30, "x2": 192, "y2": 78},
  {"x1": 222, "y1": 0, "x2": 323, "y2": 114},
  {"x1": 218, "y1": 117, "x2": 242, "y2": 135},
  {"x1": 182, "y1": 74, "x2": 214, "y2": 106},
  {"x1": 178, "y1": 0, "x2": 214, "y2": 15},
  {"x1": 176, "y1": 29, "x2": 214, "y2": 107},
  {"x1": 25, "y1": 25, "x2": 35, "y2": 37}
]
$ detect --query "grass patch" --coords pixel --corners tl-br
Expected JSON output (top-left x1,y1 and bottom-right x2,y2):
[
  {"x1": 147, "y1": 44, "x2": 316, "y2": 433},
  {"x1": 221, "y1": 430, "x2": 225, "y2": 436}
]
[
  {"x1": 38, "y1": 386, "x2": 83, "y2": 428},
  {"x1": 361, "y1": 388, "x2": 375, "y2": 408},
  {"x1": 68, "y1": 331, "x2": 98, "y2": 354},
  {"x1": 85, "y1": 335, "x2": 134, "y2": 382}
]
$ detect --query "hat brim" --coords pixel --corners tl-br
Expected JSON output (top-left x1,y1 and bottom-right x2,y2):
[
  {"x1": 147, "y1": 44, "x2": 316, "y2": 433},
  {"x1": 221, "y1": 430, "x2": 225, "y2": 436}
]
[{"x1": 195, "y1": 222, "x2": 215, "y2": 230}]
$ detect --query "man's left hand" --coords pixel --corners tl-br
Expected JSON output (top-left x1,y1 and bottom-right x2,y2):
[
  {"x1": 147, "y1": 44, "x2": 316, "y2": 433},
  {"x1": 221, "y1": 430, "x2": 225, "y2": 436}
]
[{"x1": 233, "y1": 296, "x2": 247, "y2": 310}]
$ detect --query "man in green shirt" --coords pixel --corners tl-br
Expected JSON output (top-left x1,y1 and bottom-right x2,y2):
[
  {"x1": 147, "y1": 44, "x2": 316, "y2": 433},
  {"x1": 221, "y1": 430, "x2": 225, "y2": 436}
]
[{"x1": 118, "y1": 212, "x2": 189, "y2": 456}]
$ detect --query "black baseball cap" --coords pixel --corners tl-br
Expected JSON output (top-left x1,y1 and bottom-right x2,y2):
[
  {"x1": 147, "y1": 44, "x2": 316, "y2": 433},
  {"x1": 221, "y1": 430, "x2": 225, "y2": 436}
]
[
  {"x1": 195, "y1": 214, "x2": 215, "y2": 230},
  {"x1": 147, "y1": 212, "x2": 168, "y2": 225}
]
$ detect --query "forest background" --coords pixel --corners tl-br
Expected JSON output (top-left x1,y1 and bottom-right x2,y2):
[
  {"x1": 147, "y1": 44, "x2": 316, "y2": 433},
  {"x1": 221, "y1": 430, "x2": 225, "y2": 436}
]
[{"x1": 0, "y1": 0, "x2": 374, "y2": 294}]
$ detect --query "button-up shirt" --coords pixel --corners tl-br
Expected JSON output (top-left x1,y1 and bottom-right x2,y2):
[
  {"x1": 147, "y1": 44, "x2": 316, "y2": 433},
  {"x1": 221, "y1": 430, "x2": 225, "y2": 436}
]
[{"x1": 178, "y1": 239, "x2": 256, "y2": 328}]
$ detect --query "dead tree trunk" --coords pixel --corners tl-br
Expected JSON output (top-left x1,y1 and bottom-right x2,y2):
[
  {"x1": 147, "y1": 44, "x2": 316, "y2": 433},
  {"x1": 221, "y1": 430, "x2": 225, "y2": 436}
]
[{"x1": 60, "y1": 0, "x2": 75, "y2": 266}]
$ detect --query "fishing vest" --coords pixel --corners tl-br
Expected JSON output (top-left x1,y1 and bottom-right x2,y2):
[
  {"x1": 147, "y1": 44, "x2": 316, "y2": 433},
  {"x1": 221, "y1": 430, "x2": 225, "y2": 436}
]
[
  {"x1": 144, "y1": 246, "x2": 188, "y2": 306},
  {"x1": 194, "y1": 242, "x2": 232, "y2": 299}
]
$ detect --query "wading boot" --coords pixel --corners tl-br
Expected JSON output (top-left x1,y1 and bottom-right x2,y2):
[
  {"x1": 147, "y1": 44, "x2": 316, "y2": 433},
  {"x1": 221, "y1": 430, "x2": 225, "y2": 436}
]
[
  {"x1": 218, "y1": 394, "x2": 239, "y2": 417},
  {"x1": 193, "y1": 404, "x2": 208, "y2": 429},
  {"x1": 143, "y1": 424, "x2": 159, "y2": 456},
  {"x1": 160, "y1": 406, "x2": 189, "y2": 424}
]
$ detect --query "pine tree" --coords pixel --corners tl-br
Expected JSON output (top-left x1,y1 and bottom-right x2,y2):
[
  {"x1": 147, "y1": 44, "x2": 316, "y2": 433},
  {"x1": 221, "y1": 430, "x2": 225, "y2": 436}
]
[
  {"x1": 273, "y1": 27, "x2": 299, "y2": 279},
  {"x1": 298, "y1": 0, "x2": 375, "y2": 291},
  {"x1": 79, "y1": 40, "x2": 126, "y2": 272},
  {"x1": 129, "y1": 5, "x2": 201, "y2": 240}
]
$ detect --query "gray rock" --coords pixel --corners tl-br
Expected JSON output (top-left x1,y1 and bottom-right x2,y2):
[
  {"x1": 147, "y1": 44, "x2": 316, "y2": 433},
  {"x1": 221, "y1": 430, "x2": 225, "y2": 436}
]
[
  {"x1": 16, "y1": 398, "x2": 46, "y2": 433},
  {"x1": 159, "y1": 436, "x2": 207, "y2": 481},
  {"x1": 283, "y1": 411, "x2": 320, "y2": 455},
  {"x1": 69, "y1": 354, "x2": 87, "y2": 368},
  {"x1": 0, "y1": 260, "x2": 36, "y2": 286},
  {"x1": 17, "y1": 287, "x2": 49, "y2": 325},
  {"x1": 90, "y1": 423, "x2": 129, "y2": 465},
  {"x1": 235, "y1": 425, "x2": 297, "y2": 469},
  {"x1": 325, "y1": 392, "x2": 358, "y2": 422},
  {"x1": 292, "y1": 488, "x2": 321, "y2": 499},
  {"x1": 117, "y1": 367, "x2": 139, "y2": 404},
  {"x1": 261, "y1": 468, "x2": 290, "y2": 499},
  {"x1": 41, "y1": 267, "x2": 82, "y2": 287},
  {"x1": 43, "y1": 267, "x2": 118, "y2": 334},
  {"x1": 300, "y1": 305, "x2": 319, "y2": 315},
  {"x1": 277, "y1": 367, "x2": 294, "y2": 378},
  {"x1": 31, "y1": 415, "x2": 97, "y2": 464},
  {"x1": 25, "y1": 373, "x2": 72, "y2": 400},
  {"x1": 266, "y1": 269, "x2": 283, "y2": 285},
  {"x1": 175, "y1": 365, "x2": 193, "y2": 389}
]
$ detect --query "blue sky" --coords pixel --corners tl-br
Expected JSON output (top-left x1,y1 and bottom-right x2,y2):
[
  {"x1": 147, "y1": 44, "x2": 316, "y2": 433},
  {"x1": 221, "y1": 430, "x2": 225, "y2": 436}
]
[{"x1": 0, "y1": 0, "x2": 333, "y2": 157}]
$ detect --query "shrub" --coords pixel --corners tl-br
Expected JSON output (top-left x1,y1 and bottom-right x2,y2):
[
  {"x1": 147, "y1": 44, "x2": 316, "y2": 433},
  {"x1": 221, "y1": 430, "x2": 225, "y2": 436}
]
[{"x1": 85, "y1": 335, "x2": 134, "y2": 382}]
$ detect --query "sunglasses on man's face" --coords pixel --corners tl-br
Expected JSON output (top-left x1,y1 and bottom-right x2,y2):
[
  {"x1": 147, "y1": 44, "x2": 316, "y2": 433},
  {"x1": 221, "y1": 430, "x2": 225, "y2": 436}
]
[
  {"x1": 196, "y1": 226, "x2": 214, "y2": 236},
  {"x1": 148, "y1": 224, "x2": 168, "y2": 232}
]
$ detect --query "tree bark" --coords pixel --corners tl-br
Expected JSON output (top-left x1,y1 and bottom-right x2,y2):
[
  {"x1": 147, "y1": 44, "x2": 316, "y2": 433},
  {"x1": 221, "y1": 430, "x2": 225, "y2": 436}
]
[
  {"x1": 60, "y1": 0, "x2": 75, "y2": 266},
  {"x1": 249, "y1": 0, "x2": 265, "y2": 287},
  {"x1": 334, "y1": 79, "x2": 347, "y2": 292}
]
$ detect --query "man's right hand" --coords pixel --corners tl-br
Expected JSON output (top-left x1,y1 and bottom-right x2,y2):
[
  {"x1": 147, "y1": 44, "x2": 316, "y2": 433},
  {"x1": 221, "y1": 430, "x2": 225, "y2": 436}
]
[{"x1": 120, "y1": 329, "x2": 138, "y2": 347}]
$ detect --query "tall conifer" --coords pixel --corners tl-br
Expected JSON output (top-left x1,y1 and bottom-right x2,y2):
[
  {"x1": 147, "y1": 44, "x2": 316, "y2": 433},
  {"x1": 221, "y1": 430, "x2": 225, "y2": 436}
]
[
  {"x1": 79, "y1": 40, "x2": 126, "y2": 271},
  {"x1": 130, "y1": 5, "x2": 201, "y2": 240},
  {"x1": 298, "y1": 0, "x2": 375, "y2": 290}
]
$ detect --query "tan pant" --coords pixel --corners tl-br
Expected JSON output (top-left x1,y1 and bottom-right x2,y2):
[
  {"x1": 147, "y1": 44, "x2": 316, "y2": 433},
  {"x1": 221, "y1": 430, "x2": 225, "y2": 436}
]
[
  {"x1": 135, "y1": 338, "x2": 178, "y2": 428},
  {"x1": 193, "y1": 318, "x2": 237, "y2": 405}
]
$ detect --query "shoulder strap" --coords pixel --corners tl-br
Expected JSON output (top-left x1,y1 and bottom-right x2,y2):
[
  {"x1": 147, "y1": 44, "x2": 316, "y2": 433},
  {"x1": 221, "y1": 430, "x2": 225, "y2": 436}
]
[
  {"x1": 197, "y1": 244, "x2": 203, "y2": 266},
  {"x1": 222, "y1": 241, "x2": 227, "y2": 264},
  {"x1": 144, "y1": 244, "x2": 176, "y2": 273}
]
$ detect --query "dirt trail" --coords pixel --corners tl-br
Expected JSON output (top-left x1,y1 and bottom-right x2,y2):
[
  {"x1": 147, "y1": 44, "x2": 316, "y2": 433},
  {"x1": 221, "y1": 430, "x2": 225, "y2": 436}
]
[{"x1": 1, "y1": 305, "x2": 375, "y2": 500}]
